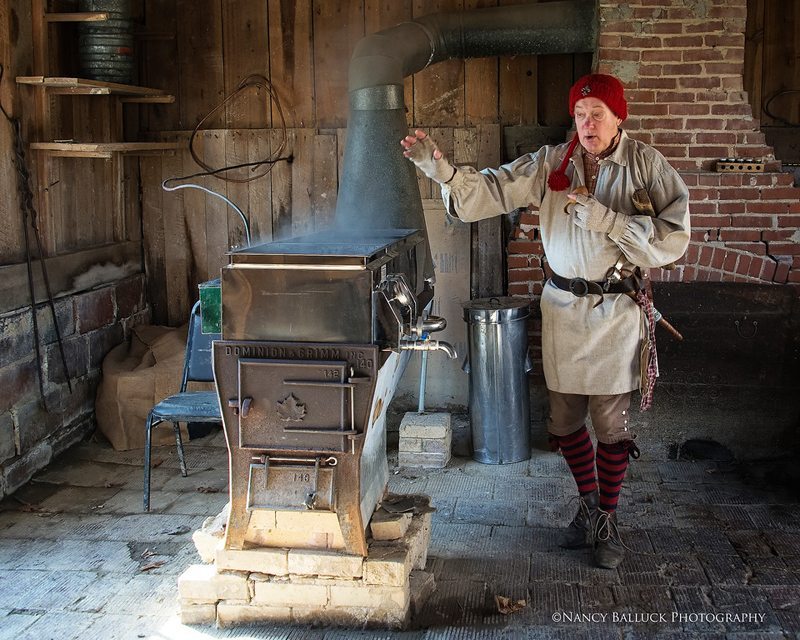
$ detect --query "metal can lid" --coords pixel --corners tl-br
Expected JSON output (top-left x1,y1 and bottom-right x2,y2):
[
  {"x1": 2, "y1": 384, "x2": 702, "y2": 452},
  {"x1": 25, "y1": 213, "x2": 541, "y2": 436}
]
[{"x1": 462, "y1": 296, "x2": 530, "y2": 323}]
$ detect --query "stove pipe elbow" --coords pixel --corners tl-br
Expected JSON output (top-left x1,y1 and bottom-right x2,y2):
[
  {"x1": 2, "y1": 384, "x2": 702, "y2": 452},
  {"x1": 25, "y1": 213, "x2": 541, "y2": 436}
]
[
  {"x1": 334, "y1": 1, "x2": 598, "y2": 284},
  {"x1": 347, "y1": 1, "x2": 597, "y2": 92}
]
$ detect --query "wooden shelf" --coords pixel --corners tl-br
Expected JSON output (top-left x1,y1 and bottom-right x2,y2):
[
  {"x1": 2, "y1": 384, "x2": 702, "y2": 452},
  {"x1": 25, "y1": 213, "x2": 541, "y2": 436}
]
[
  {"x1": 21, "y1": 0, "x2": 179, "y2": 247},
  {"x1": 119, "y1": 94, "x2": 174, "y2": 104},
  {"x1": 44, "y1": 12, "x2": 109, "y2": 22},
  {"x1": 16, "y1": 76, "x2": 174, "y2": 102},
  {"x1": 30, "y1": 141, "x2": 181, "y2": 158}
]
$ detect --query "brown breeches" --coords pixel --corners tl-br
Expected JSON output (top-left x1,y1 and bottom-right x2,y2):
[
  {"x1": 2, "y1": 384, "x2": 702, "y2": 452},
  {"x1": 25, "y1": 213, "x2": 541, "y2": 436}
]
[{"x1": 546, "y1": 390, "x2": 634, "y2": 445}]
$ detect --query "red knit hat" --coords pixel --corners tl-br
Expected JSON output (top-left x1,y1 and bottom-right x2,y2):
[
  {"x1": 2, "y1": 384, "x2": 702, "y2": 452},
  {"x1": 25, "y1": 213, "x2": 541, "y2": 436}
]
[
  {"x1": 547, "y1": 74, "x2": 628, "y2": 192},
  {"x1": 568, "y1": 73, "x2": 628, "y2": 120}
]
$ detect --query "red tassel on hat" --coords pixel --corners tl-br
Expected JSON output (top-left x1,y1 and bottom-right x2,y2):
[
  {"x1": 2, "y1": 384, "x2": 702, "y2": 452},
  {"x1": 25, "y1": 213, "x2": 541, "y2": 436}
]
[{"x1": 547, "y1": 134, "x2": 579, "y2": 192}]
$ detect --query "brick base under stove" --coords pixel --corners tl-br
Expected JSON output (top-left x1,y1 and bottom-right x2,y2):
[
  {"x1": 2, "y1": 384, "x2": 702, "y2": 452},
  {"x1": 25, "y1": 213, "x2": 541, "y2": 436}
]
[{"x1": 178, "y1": 496, "x2": 434, "y2": 628}]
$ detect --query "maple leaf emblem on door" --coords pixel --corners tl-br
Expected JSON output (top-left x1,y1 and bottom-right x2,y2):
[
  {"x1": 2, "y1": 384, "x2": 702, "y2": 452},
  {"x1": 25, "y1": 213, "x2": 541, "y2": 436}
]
[{"x1": 276, "y1": 394, "x2": 306, "y2": 421}]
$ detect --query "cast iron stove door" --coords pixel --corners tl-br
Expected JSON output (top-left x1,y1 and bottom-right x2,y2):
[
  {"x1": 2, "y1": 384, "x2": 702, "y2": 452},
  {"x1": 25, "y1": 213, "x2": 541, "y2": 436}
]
[
  {"x1": 215, "y1": 342, "x2": 379, "y2": 556},
  {"x1": 237, "y1": 359, "x2": 353, "y2": 452}
]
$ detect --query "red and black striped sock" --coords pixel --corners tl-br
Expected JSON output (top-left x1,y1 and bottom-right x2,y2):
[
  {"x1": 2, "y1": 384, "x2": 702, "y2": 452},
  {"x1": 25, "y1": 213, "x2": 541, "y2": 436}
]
[
  {"x1": 596, "y1": 441, "x2": 631, "y2": 512},
  {"x1": 552, "y1": 425, "x2": 597, "y2": 496}
]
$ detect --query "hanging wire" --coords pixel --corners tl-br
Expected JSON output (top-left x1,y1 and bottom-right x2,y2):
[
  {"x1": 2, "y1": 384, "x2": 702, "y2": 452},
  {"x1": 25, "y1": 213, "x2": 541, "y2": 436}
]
[
  {"x1": 763, "y1": 89, "x2": 800, "y2": 127},
  {"x1": 161, "y1": 180, "x2": 252, "y2": 247},
  {"x1": 161, "y1": 74, "x2": 294, "y2": 248},
  {"x1": 187, "y1": 73, "x2": 292, "y2": 183}
]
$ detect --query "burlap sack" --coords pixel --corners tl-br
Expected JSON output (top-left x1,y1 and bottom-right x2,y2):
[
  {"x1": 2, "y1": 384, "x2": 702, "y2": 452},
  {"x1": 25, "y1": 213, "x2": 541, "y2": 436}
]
[{"x1": 95, "y1": 323, "x2": 191, "y2": 451}]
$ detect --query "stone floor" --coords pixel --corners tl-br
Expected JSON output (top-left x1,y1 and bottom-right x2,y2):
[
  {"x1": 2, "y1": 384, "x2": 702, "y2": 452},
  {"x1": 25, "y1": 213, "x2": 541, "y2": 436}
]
[{"x1": 0, "y1": 417, "x2": 799, "y2": 640}]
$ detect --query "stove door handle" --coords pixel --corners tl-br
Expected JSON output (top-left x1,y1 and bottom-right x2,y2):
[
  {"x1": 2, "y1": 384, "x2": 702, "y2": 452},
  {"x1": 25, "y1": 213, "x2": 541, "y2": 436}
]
[
  {"x1": 227, "y1": 396, "x2": 253, "y2": 417},
  {"x1": 240, "y1": 397, "x2": 252, "y2": 418}
]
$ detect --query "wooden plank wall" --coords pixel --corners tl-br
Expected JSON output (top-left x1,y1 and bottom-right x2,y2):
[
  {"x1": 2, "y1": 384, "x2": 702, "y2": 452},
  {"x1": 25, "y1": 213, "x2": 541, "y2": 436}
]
[
  {"x1": 138, "y1": 0, "x2": 579, "y2": 133},
  {"x1": 0, "y1": 1, "x2": 31, "y2": 266},
  {"x1": 4, "y1": 0, "x2": 794, "y2": 323},
  {"x1": 134, "y1": 0, "x2": 589, "y2": 324},
  {"x1": 1, "y1": 1, "x2": 140, "y2": 265},
  {"x1": 745, "y1": 0, "x2": 800, "y2": 126}
]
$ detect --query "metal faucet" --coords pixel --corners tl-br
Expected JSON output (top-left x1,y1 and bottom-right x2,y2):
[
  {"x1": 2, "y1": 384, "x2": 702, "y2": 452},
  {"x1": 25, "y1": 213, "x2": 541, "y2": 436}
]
[{"x1": 400, "y1": 338, "x2": 458, "y2": 359}]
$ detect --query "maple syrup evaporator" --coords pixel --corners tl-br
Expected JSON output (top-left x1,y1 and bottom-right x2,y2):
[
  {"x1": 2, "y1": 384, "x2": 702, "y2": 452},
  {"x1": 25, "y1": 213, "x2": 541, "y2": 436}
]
[{"x1": 211, "y1": 229, "x2": 455, "y2": 556}]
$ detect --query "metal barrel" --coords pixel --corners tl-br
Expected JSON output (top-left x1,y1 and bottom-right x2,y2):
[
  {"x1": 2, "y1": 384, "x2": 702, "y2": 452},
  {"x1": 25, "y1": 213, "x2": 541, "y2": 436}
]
[
  {"x1": 77, "y1": 0, "x2": 134, "y2": 84},
  {"x1": 463, "y1": 297, "x2": 532, "y2": 464}
]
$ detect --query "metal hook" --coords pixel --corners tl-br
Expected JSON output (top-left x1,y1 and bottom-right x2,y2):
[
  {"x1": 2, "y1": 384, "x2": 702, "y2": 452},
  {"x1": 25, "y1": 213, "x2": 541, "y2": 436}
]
[{"x1": 734, "y1": 318, "x2": 758, "y2": 339}]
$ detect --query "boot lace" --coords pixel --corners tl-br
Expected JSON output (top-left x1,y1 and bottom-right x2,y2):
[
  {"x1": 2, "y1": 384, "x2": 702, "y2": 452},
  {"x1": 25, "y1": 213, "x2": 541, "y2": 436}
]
[
  {"x1": 592, "y1": 508, "x2": 661, "y2": 557},
  {"x1": 566, "y1": 494, "x2": 597, "y2": 545},
  {"x1": 595, "y1": 509, "x2": 635, "y2": 553}
]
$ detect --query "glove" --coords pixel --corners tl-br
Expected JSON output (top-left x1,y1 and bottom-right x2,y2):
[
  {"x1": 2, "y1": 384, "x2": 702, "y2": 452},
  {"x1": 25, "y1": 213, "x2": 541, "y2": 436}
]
[
  {"x1": 569, "y1": 193, "x2": 627, "y2": 234},
  {"x1": 402, "y1": 130, "x2": 456, "y2": 185}
]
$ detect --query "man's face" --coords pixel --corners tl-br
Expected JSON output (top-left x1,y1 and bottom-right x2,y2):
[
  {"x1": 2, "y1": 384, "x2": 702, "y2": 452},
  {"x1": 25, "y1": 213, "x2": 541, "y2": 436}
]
[{"x1": 573, "y1": 97, "x2": 623, "y2": 155}]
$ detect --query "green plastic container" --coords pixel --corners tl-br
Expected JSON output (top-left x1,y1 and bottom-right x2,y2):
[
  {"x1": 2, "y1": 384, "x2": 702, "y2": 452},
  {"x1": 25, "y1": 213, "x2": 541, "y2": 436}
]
[{"x1": 198, "y1": 279, "x2": 221, "y2": 335}]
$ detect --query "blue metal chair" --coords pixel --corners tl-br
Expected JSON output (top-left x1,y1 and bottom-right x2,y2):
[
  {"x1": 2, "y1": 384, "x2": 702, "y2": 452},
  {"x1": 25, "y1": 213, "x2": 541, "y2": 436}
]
[{"x1": 143, "y1": 300, "x2": 221, "y2": 511}]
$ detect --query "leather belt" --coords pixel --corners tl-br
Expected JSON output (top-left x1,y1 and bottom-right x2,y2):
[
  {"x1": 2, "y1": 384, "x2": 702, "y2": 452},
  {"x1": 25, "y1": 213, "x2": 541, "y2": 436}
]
[{"x1": 549, "y1": 271, "x2": 640, "y2": 298}]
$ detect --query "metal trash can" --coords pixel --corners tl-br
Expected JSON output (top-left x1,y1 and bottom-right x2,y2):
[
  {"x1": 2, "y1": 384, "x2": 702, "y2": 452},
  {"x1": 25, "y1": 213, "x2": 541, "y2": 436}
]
[{"x1": 463, "y1": 296, "x2": 532, "y2": 464}]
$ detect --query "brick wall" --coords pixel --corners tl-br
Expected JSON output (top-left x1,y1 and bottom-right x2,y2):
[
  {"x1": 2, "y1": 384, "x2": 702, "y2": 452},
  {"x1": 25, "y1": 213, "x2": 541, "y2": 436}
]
[
  {"x1": 600, "y1": 0, "x2": 771, "y2": 171},
  {"x1": 0, "y1": 275, "x2": 149, "y2": 498},
  {"x1": 509, "y1": 0, "x2": 800, "y2": 379}
]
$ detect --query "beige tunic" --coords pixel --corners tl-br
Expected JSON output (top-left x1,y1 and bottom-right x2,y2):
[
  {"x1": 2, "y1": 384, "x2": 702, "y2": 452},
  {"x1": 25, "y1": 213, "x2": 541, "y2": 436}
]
[{"x1": 441, "y1": 130, "x2": 690, "y2": 395}]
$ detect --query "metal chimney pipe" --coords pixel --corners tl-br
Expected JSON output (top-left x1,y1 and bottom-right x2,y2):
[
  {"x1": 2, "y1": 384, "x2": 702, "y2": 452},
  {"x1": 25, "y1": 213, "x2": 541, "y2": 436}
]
[{"x1": 334, "y1": 0, "x2": 597, "y2": 283}]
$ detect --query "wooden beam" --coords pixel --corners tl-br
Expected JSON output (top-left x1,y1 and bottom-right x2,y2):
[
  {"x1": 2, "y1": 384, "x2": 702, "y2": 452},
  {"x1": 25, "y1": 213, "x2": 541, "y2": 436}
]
[
  {"x1": 0, "y1": 241, "x2": 142, "y2": 314},
  {"x1": 30, "y1": 0, "x2": 54, "y2": 253},
  {"x1": 0, "y1": 0, "x2": 26, "y2": 263},
  {"x1": 44, "y1": 12, "x2": 109, "y2": 22},
  {"x1": 471, "y1": 125, "x2": 503, "y2": 298},
  {"x1": 16, "y1": 76, "x2": 173, "y2": 97},
  {"x1": 119, "y1": 95, "x2": 175, "y2": 104},
  {"x1": 47, "y1": 86, "x2": 111, "y2": 95},
  {"x1": 43, "y1": 150, "x2": 114, "y2": 158},
  {"x1": 30, "y1": 141, "x2": 181, "y2": 156}
]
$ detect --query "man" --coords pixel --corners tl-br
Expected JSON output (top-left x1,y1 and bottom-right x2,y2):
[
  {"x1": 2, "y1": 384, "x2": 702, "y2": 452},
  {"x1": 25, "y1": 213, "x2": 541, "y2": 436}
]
[{"x1": 401, "y1": 73, "x2": 690, "y2": 568}]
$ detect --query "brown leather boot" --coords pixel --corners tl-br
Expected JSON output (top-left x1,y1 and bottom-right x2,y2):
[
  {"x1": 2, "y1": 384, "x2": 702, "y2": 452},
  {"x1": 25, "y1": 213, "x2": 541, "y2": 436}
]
[
  {"x1": 593, "y1": 509, "x2": 625, "y2": 569},
  {"x1": 559, "y1": 490, "x2": 599, "y2": 549}
]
